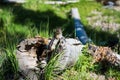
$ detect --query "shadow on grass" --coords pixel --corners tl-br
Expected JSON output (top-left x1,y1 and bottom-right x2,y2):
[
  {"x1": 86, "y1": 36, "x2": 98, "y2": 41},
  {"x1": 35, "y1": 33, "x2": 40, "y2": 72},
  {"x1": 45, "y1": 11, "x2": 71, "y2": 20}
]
[
  {"x1": 13, "y1": 6, "x2": 66, "y2": 29},
  {"x1": 84, "y1": 25, "x2": 119, "y2": 47},
  {"x1": 0, "y1": 3, "x2": 119, "y2": 46},
  {"x1": 12, "y1": 5, "x2": 73, "y2": 35},
  {"x1": 0, "y1": 3, "x2": 74, "y2": 36},
  {"x1": 0, "y1": 3, "x2": 75, "y2": 46}
]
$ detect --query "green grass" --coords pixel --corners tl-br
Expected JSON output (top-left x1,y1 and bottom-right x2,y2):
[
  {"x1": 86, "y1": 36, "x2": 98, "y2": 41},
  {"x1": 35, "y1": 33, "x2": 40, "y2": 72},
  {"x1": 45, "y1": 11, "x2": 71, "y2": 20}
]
[
  {"x1": 0, "y1": 48, "x2": 18, "y2": 80},
  {"x1": 0, "y1": 0, "x2": 120, "y2": 80}
]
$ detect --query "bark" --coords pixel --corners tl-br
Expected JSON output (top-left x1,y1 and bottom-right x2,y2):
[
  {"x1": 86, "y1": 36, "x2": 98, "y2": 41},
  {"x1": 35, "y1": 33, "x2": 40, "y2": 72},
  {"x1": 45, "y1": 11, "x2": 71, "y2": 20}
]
[
  {"x1": 16, "y1": 36, "x2": 49, "y2": 80},
  {"x1": 88, "y1": 44, "x2": 120, "y2": 67},
  {"x1": 16, "y1": 36, "x2": 120, "y2": 80}
]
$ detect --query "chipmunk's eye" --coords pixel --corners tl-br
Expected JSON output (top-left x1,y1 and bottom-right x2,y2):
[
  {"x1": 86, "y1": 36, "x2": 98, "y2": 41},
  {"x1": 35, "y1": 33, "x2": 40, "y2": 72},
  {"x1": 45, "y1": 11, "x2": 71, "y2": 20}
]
[
  {"x1": 61, "y1": 41, "x2": 64, "y2": 44},
  {"x1": 93, "y1": 49, "x2": 96, "y2": 52},
  {"x1": 43, "y1": 45, "x2": 48, "y2": 49}
]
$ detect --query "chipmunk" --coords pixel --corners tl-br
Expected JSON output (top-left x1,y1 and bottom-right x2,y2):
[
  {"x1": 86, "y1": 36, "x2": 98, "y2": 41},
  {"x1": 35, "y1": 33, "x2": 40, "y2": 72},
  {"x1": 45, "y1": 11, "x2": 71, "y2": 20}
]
[
  {"x1": 53, "y1": 28, "x2": 63, "y2": 39},
  {"x1": 48, "y1": 28, "x2": 64, "y2": 51},
  {"x1": 38, "y1": 28, "x2": 64, "y2": 68}
]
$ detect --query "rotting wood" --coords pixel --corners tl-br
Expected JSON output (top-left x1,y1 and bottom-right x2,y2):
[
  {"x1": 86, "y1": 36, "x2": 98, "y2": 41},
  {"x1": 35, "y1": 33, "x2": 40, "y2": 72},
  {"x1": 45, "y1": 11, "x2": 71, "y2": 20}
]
[
  {"x1": 16, "y1": 36, "x2": 120, "y2": 79},
  {"x1": 88, "y1": 44, "x2": 120, "y2": 67},
  {"x1": 16, "y1": 35, "x2": 84, "y2": 79},
  {"x1": 16, "y1": 36, "x2": 49, "y2": 80}
]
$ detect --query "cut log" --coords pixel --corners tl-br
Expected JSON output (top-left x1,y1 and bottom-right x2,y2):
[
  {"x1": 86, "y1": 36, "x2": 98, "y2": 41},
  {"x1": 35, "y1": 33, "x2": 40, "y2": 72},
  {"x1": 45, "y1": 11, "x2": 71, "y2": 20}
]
[{"x1": 71, "y1": 8, "x2": 90, "y2": 45}]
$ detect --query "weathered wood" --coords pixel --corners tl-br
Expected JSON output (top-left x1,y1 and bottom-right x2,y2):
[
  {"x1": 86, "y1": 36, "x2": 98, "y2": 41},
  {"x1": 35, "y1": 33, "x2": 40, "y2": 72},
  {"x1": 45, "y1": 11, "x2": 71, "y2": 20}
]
[
  {"x1": 16, "y1": 36, "x2": 120, "y2": 79},
  {"x1": 16, "y1": 36, "x2": 84, "y2": 78},
  {"x1": 88, "y1": 44, "x2": 120, "y2": 67},
  {"x1": 16, "y1": 29, "x2": 120, "y2": 79},
  {"x1": 71, "y1": 8, "x2": 90, "y2": 45},
  {"x1": 16, "y1": 36, "x2": 49, "y2": 80},
  {"x1": 52, "y1": 38, "x2": 84, "y2": 71},
  {"x1": 43, "y1": 0, "x2": 79, "y2": 5},
  {"x1": 16, "y1": 45, "x2": 39, "y2": 80},
  {"x1": 3, "y1": 0, "x2": 25, "y2": 3}
]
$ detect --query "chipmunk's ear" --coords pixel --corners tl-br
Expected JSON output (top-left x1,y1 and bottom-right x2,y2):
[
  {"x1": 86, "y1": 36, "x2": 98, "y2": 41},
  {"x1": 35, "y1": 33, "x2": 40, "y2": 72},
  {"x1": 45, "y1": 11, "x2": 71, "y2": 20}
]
[{"x1": 54, "y1": 28, "x2": 62, "y2": 34}]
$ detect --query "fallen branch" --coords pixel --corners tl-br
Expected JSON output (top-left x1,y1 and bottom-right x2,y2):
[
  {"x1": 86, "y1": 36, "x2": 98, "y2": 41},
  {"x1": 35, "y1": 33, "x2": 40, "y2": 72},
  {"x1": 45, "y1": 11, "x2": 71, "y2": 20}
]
[{"x1": 88, "y1": 44, "x2": 120, "y2": 67}]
